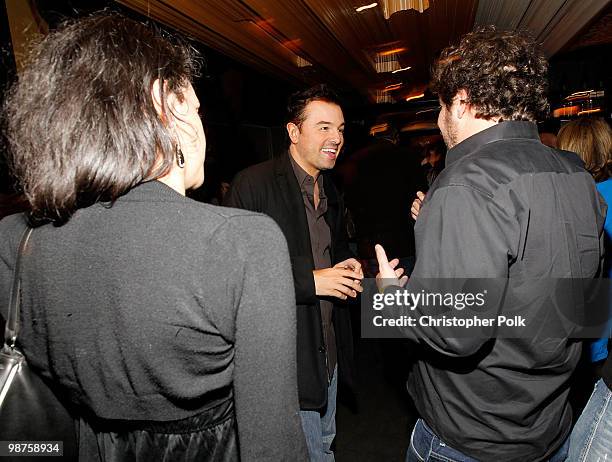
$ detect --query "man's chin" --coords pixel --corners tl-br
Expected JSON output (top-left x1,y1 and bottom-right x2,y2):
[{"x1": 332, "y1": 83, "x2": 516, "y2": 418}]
[{"x1": 320, "y1": 158, "x2": 338, "y2": 170}]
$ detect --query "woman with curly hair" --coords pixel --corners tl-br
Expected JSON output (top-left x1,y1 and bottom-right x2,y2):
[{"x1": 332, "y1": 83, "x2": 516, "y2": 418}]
[{"x1": 0, "y1": 12, "x2": 306, "y2": 461}]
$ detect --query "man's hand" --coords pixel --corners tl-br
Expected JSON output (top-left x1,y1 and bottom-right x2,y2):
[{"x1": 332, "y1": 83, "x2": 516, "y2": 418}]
[
  {"x1": 411, "y1": 191, "x2": 426, "y2": 221},
  {"x1": 375, "y1": 244, "x2": 408, "y2": 291},
  {"x1": 335, "y1": 258, "x2": 364, "y2": 278},
  {"x1": 314, "y1": 259, "x2": 364, "y2": 300}
]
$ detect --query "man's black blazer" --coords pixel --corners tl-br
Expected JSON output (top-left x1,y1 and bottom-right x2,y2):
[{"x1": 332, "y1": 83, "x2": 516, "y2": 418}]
[{"x1": 224, "y1": 152, "x2": 354, "y2": 410}]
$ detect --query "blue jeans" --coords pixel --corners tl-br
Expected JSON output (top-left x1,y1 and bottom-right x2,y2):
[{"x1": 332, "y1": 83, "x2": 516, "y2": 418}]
[
  {"x1": 299, "y1": 367, "x2": 337, "y2": 462},
  {"x1": 406, "y1": 418, "x2": 569, "y2": 462},
  {"x1": 567, "y1": 378, "x2": 612, "y2": 461}
]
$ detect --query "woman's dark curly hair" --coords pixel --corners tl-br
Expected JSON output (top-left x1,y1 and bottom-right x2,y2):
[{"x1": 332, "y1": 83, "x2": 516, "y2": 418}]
[
  {"x1": 2, "y1": 13, "x2": 199, "y2": 224},
  {"x1": 430, "y1": 26, "x2": 549, "y2": 122}
]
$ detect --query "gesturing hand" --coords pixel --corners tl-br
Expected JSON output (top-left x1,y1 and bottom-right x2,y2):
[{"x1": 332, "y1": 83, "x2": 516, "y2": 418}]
[
  {"x1": 334, "y1": 258, "x2": 364, "y2": 279},
  {"x1": 314, "y1": 261, "x2": 364, "y2": 300},
  {"x1": 411, "y1": 191, "x2": 426, "y2": 221},
  {"x1": 375, "y1": 244, "x2": 408, "y2": 291}
]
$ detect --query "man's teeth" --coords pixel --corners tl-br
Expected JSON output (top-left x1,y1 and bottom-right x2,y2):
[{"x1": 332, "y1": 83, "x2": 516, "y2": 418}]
[{"x1": 322, "y1": 148, "x2": 337, "y2": 153}]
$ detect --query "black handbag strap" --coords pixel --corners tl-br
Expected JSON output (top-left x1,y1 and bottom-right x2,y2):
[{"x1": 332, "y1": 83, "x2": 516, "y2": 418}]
[{"x1": 3, "y1": 226, "x2": 34, "y2": 350}]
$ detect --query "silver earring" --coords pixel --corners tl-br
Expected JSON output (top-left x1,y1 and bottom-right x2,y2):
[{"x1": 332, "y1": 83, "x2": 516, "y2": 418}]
[{"x1": 176, "y1": 144, "x2": 185, "y2": 168}]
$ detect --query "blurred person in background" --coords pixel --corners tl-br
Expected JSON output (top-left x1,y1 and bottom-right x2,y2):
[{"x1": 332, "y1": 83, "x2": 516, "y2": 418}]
[
  {"x1": 0, "y1": 13, "x2": 307, "y2": 461},
  {"x1": 538, "y1": 118, "x2": 561, "y2": 148},
  {"x1": 558, "y1": 117, "x2": 612, "y2": 461},
  {"x1": 420, "y1": 136, "x2": 446, "y2": 189},
  {"x1": 337, "y1": 125, "x2": 420, "y2": 276},
  {"x1": 409, "y1": 135, "x2": 447, "y2": 222}
]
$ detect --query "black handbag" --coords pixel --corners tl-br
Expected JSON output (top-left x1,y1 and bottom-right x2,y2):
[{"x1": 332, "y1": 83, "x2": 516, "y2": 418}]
[{"x1": 0, "y1": 227, "x2": 78, "y2": 461}]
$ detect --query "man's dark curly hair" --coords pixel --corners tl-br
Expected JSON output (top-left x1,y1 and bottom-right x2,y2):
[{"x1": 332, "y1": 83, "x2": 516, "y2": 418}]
[{"x1": 430, "y1": 26, "x2": 549, "y2": 122}]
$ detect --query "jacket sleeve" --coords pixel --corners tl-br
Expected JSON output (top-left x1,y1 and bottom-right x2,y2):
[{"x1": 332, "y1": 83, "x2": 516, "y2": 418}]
[
  {"x1": 224, "y1": 170, "x2": 318, "y2": 306},
  {"x1": 289, "y1": 256, "x2": 318, "y2": 306},
  {"x1": 227, "y1": 215, "x2": 308, "y2": 461}
]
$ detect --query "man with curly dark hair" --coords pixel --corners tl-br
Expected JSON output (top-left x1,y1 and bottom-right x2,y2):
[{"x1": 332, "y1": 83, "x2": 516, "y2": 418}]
[
  {"x1": 431, "y1": 26, "x2": 549, "y2": 130},
  {"x1": 376, "y1": 27, "x2": 605, "y2": 461}
]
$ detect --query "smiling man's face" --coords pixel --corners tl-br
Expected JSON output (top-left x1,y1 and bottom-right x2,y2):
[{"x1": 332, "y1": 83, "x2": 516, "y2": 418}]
[{"x1": 287, "y1": 100, "x2": 345, "y2": 177}]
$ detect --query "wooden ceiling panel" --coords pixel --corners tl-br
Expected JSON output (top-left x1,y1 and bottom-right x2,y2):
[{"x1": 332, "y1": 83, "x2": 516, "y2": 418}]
[
  {"x1": 538, "y1": 0, "x2": 610, "y2": 55},
  {"x1": 475, "y1": 0, "x2": 611, "y2": 57},
  {"x1": 117, "y1": 0, "x2": 610, "y2": 103},
  {"x1": 518, "y1": 0, "x2": 568, "y2": 38},
  {"x1": 298, "y1": 0, "x2": 392, "y2": 71},
  {"x1": 117, "y1": 0, "x2": 312, "y2": 83},
  {"x1": 567, "y1": 4, "x2": 612, "y2": 50},
  {"x1": 387, "y1": 0, "x2": 478, "y2": 97},
  {"x1": 475, "y1": 0, "x2": 531, "y2": 30},
  {"x1": 241, "y1": 0, "x2": 374, "y2": 88}
]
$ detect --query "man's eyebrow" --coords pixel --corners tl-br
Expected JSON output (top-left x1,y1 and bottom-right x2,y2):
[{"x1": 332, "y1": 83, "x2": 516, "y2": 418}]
[{"x1": 315, "y1": 121, "x2": 345, "y2": 126}]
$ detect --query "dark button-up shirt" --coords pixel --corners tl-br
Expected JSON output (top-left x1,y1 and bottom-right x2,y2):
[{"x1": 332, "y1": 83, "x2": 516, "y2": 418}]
[
  {"x1": 290, "y1": 156, "x2": 336, "y2": 379},
  {"x1": 406, "y1": 121, "x2": 605, "y2": 461}
]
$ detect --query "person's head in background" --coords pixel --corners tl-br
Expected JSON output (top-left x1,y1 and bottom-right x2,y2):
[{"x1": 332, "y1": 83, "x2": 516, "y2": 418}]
[
  {"x1": 3, "y1": 13, "x2": 203, "y2": 225},
  {"x1": 558, "y1": 118, "x2": 612, "y2": 182},
  {"x1": 538, "y1": 119, "x2": 561, "y2": 148},
  {"x1": 539, "y1": 132, "x2": 558, "y2": 148},
  {"x1": 421, "y1": 137, "x2": 446, "y2": 168}
]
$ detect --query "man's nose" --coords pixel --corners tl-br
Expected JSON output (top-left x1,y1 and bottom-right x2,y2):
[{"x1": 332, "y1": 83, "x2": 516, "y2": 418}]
[{"x1": 328, "y1": 129, "x2": 342, "y2": 144}]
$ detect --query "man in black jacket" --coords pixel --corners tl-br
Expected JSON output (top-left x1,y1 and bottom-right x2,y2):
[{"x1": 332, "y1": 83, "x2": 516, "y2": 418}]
[
  {"x1": 225, "y1": 85, "x2": 362, "y2": 461},
  {"x1": 376, "y1": 27, "x2": 606, "y2": 461}
]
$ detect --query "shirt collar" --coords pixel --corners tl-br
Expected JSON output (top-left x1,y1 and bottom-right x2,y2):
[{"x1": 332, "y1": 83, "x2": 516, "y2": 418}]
[
  {"x1": 446, "y1": 121, "x2": 540, "y2": 167},
  {"x1": 289, "y1": 153, "x2": 325, "y2": 196}
]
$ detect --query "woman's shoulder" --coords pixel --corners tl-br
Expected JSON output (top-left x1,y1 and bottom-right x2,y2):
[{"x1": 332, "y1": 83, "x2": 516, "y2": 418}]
[
  {"x1": 0, "y1": 212, "x2": 28, "y2": 230},
  {"x1": 194, "y1": 204, "x2": 288, "y2": 259},
  {"x1": 206, "y1": 204, "x2": 285, "y2": 241},
  {"x1": 0, "y1": 213, "x2": 29, "y2": 255}
]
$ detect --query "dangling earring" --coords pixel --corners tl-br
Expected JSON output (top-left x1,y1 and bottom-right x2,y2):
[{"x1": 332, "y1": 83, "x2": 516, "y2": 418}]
[{"x1": 175, "y1": 142, "x2": 185, "y2": 168}]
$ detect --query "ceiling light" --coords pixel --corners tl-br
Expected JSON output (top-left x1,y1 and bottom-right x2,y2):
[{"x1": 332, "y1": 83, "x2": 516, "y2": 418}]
[
  {"x1": 416, "y1": 107, "x2": 440, "y2": 115},
  {"x1": 391, "y1": 66, "x2": 411, "y2": 74},
  {"x1": 382, "y1": 0, "x2": 430, "y2": 19},
  {"x1": 578, "y1": 108, "x2": 601, "y2": 116},
  {"x1": 553, "y1": 106, "x2": 579, "y2": 118},
  {"x1": 369, "y1": 123, "x2": 389, "y2": 135},
  {"x1": 383, "y1": 83, "x2": 403, "y2": 92},
  {"x1": 405, "y1": 93, "x2": 425, "y2": 101},
  {"x1": 374, "y1": 54, "x2": 400, "y2": 73},
  {"x1": 566, "y1": 90, "x2": 593, "y2": 99},
  {"x1": 371, "y1": 90, "x2": 394, "y2": 104},
  {"x1": 356, "y1": 3, "x2": 378, "y2": 12},
  {"x1": 296, "y1": 56, "x2": 312, "y2": 68},
  {"x1": 378, "y1": 47, "x2": 406, "y2": 57}
]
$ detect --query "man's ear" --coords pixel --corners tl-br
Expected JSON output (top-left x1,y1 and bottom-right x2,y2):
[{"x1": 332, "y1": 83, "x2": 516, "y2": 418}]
[
  {"x1": 286, "y1": 122, "x2": 301, "y2": 144},
  {"x1": 455, "y1": 88, "x2": 469, "y2": 119}
]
